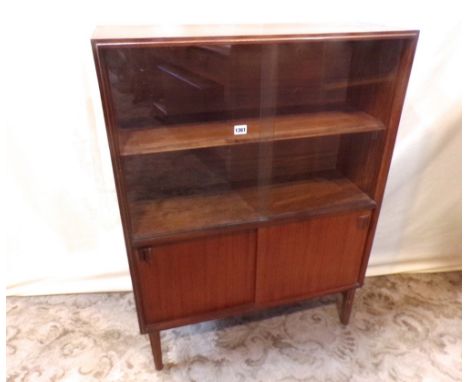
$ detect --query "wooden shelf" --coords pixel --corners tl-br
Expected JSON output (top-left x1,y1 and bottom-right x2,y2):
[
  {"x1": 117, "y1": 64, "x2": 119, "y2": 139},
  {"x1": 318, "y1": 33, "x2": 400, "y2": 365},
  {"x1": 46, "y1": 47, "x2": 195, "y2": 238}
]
[
  {"x1": 324, "y1": 73, "x2": 395, "y2": 90},
  {"x1": 129, "y1": 170, "x2": 376, "y2": 244},
  {"x1": 119, "y1": 110, "x2": 385, "y2": 156}
]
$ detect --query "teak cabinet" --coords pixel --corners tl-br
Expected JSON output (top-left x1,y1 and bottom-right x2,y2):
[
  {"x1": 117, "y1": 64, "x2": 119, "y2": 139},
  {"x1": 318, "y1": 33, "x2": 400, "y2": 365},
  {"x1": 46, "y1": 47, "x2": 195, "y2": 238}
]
[{"x1": 92, "y1": 24, "x2": 418, "y2": 370}]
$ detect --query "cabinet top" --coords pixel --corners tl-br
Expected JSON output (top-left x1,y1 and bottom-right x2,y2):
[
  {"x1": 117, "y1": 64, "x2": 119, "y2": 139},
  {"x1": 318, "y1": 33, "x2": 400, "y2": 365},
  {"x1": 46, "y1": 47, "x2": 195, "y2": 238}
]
[{"x1": 92, "y1": 23, "x2": 418, "y2": 43}]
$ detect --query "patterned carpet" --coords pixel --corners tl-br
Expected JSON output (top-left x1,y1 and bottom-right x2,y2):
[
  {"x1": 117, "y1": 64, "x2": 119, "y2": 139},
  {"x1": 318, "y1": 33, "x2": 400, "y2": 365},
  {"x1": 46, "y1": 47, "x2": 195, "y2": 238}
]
[{"x1": 6, "y1": 272, "x2": 461, "y2": 382}]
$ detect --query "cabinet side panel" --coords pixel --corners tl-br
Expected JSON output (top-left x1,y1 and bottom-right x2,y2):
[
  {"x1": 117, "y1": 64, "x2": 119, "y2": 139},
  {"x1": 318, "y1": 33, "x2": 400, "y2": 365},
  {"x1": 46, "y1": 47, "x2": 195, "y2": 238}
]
[
  {"x1": 256, "y1": 211, "x2": 371, "y2": 304},
  {"x1": 92, "y1": 42, "x2": 148, "y2": 332},
  {"x1": 134, "y1": 230, "x2": 256, "y2": 324}
]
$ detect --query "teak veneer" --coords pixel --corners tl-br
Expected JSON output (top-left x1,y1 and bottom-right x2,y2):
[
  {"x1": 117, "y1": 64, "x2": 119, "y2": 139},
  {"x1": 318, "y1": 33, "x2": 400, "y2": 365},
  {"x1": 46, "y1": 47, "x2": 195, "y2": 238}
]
[
  {"x1": 92, "y1": 24, "x2": 418, "y2": 370},
  {"x1": 129, "y1": 170, "x2": 375, "y2": 245},
  {"x1": 119, "y1": 110, "x2": 384, "y2": 155}
]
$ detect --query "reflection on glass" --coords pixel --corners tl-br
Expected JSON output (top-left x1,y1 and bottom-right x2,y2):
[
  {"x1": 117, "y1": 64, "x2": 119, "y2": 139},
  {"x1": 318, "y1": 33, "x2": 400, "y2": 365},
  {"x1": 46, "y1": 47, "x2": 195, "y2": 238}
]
[
  {"x1": 104, "y1": 40, "x2": 403, "y2": 129},
  {"x1": 100, "y1": 38, "x2": 406, "y2": 241}
]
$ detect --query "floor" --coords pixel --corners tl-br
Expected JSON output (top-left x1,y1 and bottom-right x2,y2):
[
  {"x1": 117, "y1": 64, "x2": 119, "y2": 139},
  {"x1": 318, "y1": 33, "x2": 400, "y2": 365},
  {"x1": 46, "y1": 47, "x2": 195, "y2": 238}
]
[{"x1": 6, "y1": 272, "x2": 461, "y2": 382}]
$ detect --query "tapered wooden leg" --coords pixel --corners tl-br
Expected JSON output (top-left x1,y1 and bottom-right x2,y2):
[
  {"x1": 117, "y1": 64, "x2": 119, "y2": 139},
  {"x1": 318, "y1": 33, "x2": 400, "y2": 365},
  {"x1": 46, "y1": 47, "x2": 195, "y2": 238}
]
[
  {"x1": 149, "y1": 331, "x2": 164, "y2": 370},
  {"x1": 338, "y1": 288, "x2": 356, "y2": 325}
]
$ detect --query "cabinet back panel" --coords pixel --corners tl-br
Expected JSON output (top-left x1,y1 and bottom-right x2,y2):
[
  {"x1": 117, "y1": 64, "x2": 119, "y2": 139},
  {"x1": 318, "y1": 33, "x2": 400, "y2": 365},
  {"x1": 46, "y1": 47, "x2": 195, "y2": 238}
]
[
  {"x1": 101, "y1": 42, "x2": 348, "y2": 128},
  {"x1": 98, "y1": 39, "x2": 404, "y2": 131},
  {"x1": 123, "y1": 136, "x2": 339, "y2": 202}
]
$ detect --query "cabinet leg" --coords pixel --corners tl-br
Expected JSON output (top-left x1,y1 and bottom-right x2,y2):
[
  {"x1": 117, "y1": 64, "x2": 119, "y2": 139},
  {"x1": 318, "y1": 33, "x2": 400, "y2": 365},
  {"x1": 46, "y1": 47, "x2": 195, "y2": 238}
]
[
  {"x1": 339, "y1": 288, "x2": 356, "y2": 325},
  {"x1": 149, "y1": 331, "x2": 164, "y2": 370}
]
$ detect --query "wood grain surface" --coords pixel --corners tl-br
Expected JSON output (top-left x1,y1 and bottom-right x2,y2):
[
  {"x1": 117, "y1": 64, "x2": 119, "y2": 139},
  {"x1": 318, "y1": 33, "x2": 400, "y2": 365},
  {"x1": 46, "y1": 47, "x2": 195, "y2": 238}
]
[
  {"x1": 119, "y1": 111, "x2": 384, "y2": 155},
  {"x1": 256, "y1": 211, "x2": 371, "y2": 303},
  {"x1": 129, "y1": 170, "x2": 375, "y2": 244}
]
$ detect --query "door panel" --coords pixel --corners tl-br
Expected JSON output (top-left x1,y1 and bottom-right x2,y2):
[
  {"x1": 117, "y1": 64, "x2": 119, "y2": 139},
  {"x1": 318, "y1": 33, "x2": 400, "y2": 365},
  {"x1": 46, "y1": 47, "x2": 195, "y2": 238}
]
[
  {"x1": 256, "y1": 210, "x2": 371, "y2": 304},
  {"x1": 135, "y1": 230, "x2": 256, "y2": 324}
]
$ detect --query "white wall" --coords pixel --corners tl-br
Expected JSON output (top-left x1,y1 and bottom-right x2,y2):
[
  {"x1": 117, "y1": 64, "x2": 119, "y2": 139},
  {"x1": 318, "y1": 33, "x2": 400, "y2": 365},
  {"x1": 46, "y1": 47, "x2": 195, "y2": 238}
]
[{"x1": 5, "y1": 0, "x2": 462, "y2": 295}]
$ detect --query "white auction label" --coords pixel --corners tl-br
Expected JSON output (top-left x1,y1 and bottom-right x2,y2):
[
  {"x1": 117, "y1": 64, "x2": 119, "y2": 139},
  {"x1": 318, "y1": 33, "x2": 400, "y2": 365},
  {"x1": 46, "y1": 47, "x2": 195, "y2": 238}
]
[{"x1": 234, "y1": 124, "x2": 248, "y2": 135}]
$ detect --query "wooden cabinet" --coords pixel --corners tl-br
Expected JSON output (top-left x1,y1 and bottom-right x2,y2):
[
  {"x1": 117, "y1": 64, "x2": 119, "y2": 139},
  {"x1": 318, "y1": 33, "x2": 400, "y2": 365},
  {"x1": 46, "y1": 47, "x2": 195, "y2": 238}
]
[{"x1": 92, "y1": 24, "x2": 418, "y2": 370}]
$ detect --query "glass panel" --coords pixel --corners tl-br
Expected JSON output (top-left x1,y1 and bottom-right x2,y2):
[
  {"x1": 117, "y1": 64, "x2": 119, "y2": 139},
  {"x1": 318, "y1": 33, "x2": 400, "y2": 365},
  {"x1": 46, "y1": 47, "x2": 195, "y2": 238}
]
[
  {"x1": 121, "y1": 145, "x2": 263, "y2": 241},
  {"x1": 99, "y1": 37, "x2": 405, "y2": 241},
  {"x1": 261, "y1": 38, "x2": 405, "y2": 220},
  {"x1": 101, "y1": 44, "x2": 269, "y2": 241},
  {"x1": 104, "y1": 44, "x2": 275, "y2": 131}
]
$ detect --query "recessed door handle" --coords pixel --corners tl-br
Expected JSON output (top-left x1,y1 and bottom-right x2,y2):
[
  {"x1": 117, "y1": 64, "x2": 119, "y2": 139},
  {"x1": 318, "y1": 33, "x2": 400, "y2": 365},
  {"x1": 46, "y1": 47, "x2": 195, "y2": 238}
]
[{"x1": 138, "y1": 247, "x2": 152, "y2": 263}]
